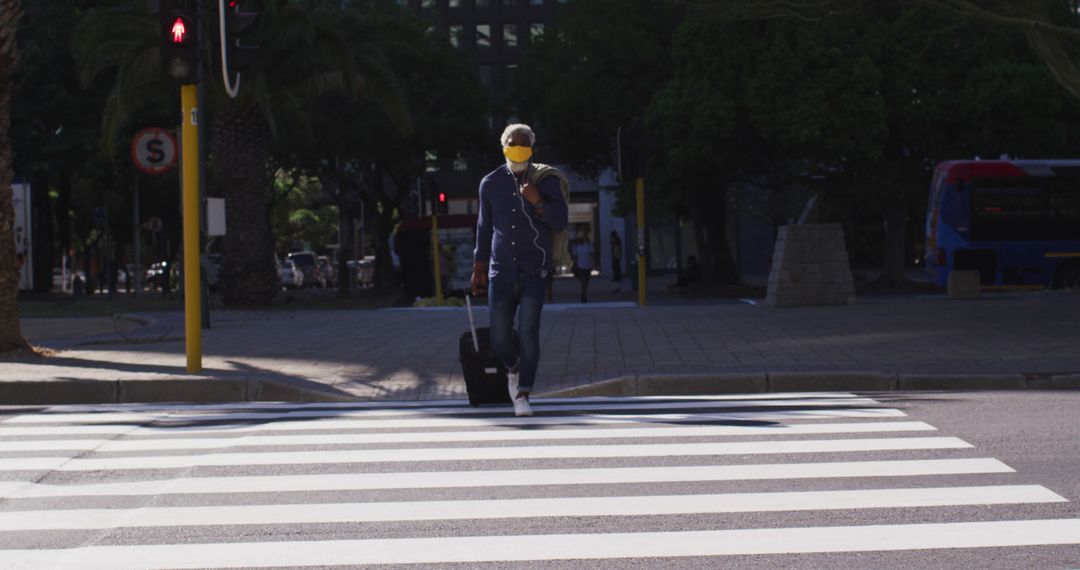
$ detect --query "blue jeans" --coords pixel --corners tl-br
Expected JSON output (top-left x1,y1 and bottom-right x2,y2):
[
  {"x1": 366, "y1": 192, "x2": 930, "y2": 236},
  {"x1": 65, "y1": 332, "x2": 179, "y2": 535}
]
[{"x1": 488, "y1": 271, "x2": 548, "y2": 392}]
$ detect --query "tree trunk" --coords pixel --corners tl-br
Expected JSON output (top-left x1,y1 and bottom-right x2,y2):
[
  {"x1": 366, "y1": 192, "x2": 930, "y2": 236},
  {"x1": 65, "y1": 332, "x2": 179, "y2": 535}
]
[
  {"x1": 213, "y1": 103, "x2": 279, "y2": 307},
  {"x1": 30, "y1": 171, "x2": 51, "y2": 293},
  {"x1": 336, "y1": 199, "x2": 354, "y2": 297},
  {"x1": 690, "y1": 186, "x2": 736, "y2": 285},
  {"x1": 879, "y1": 205, "x2": 910, "y2": 287},
  {"x1": 0, "y1": 0, "x2": 30, "y2": 353}
]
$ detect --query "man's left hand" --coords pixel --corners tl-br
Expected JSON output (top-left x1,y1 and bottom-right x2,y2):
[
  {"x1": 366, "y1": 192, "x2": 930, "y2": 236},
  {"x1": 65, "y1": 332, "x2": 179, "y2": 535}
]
[{"x1": 521, "y1": 181, "x2": 542, "y2": 206}]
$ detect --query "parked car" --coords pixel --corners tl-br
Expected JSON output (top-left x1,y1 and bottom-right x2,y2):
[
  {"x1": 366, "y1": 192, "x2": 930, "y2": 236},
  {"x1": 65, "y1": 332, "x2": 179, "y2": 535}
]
[
  {"x1": 346, "y1": 256, "x2": 375, "y2": 287},
  {"x1": 51, "y1": 268, "x2": 87, "y2": 291},
  {"x1": 145, "y1": 262, "x2": 174, "y2": 291},
  {"x1": 317, "y1": 256, "x2": 336, "y2": 287},
  {"x1": 280, "y1": 260, "x2": 304, "y2": 289},
  {"x1": 287, "y1": 251, "x2": 325, "y2": 288}
]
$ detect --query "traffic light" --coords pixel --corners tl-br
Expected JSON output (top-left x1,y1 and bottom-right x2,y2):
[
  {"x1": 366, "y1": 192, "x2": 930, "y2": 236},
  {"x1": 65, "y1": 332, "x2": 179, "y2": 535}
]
[
  {"x1": 159, "y1": 1, "x2": 199, "y2": 84},
  {"x1": 435, "y1": 191, "x2": 449, "y2": 215},
  {"x1": 222, "y1": 0, "x2": 259, "y2": 75}
]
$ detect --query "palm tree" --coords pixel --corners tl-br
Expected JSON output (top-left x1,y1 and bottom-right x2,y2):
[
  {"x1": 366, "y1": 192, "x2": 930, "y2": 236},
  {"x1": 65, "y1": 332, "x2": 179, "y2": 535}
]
[
  {"x1": 71, "y1": 0, "x2": 409, "y2": 307},
  {"x1": 0, "y1": 0, "x2": 31, "y2": 354}
]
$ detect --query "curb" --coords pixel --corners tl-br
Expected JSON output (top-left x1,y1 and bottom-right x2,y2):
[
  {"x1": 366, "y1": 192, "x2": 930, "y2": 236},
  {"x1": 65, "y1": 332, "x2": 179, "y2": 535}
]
[
  {"x1": 539, "y1": 371, "x2": 1080, "y2": 398},
  {"x1": 0, "y1": 378, "x2": 354, "y2": 406},
  {"x1": 2, "y1": 372, "x2": 1078, "y2": 406}
]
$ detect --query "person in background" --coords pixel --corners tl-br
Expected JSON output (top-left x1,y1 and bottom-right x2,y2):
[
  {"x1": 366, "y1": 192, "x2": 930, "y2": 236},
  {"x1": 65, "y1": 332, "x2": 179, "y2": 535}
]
[
  {"x1": 572, "y1": 235, "x2": 594, "y2": 303},
  {"x1": 610, "y1": 230, "x2": 623, "y2": 291}
]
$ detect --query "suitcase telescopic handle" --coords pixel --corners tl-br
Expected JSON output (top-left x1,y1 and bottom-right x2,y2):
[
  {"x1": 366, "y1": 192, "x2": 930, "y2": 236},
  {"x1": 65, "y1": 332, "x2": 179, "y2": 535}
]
[{"x1": 465, "y1": 290, "x2": 480, "y2": 353}]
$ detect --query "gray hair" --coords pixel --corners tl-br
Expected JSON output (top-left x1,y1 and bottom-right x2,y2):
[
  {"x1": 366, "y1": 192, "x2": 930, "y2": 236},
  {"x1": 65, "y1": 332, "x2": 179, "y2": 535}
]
[{"x1": 500, "y1": 123, "x2": 535, "y2": 147}]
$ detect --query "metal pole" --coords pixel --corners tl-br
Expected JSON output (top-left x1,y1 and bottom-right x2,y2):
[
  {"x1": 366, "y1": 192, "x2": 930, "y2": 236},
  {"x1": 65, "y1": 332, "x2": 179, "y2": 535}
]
[
  {"x1": 181, "y1": 84, "x2": 202, "y2": 373},
  {"x1": 636, "y1": 177, "x2": 646, "y2": 307},
  {"x1": 431, "y1": 213, "x2": 443, "y2": 304},
  {"x1": 197, "y1": 5, "x2": 210, "y2": 331},
  {"x1": 133, "y1": 175, "x2": 142, "y2": 297}
]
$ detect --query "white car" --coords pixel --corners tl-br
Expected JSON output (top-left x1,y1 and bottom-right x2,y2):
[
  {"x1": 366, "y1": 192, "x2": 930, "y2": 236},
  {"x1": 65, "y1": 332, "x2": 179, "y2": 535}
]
[{"x1": 280, "y1": 260, "x2": 304, "y2": 289}]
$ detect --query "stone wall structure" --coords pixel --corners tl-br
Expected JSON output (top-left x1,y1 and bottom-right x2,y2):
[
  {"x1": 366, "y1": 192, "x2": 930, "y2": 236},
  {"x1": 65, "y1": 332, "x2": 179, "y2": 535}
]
[{"x1": 765, "y1": 223, "x2": 856, "y2": 307}]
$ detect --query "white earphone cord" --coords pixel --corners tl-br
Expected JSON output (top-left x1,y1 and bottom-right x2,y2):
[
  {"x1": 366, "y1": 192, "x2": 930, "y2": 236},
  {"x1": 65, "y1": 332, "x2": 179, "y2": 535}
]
[{"x1": 510, "y1": 164, "x2": 547, "y2": 278}]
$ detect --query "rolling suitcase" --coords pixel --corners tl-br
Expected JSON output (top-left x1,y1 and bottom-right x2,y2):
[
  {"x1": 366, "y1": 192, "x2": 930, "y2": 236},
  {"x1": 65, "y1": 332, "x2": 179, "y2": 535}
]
[{"x1": 459, "y1": 294, "x2": 515, "y2": 407}]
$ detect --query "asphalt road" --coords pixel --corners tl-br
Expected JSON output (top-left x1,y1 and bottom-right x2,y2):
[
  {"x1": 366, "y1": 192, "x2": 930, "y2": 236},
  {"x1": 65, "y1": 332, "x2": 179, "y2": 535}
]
[{"x1": 0, "y1": 390, "x2": 1077, "y2": 569}]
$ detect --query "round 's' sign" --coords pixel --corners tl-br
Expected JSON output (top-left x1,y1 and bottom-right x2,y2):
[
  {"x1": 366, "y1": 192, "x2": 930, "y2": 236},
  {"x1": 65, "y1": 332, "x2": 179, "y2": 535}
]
[{"x1": 131, "y1": 128, "x2": 178, "y2": 174}]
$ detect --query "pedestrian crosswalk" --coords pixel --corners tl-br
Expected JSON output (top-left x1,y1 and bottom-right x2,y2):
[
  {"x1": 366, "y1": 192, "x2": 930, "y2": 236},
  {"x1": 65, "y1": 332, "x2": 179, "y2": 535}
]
[{"x1": 0, "y1": 392, "x2": 1076, "y2": 568}]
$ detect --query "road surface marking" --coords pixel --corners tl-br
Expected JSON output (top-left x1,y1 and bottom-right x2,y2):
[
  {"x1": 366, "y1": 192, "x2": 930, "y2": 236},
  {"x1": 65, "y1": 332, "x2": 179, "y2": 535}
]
[
  {"x1": 0, "y1": 421, "x2": 937, "y2": 453},
  {"x1": 0, "y1": 408, "x2": 907, "y2": 437},
  {"x1": 0, "y1": 485, "x2": 1062, "y2": 531},
  {"x1": 6, "y1": 518, "x2": 1080, "y2": 568},
  {"x1": 0, "y1": 458, "x2": 1012, "y2": 499},
  {"x1": 0, "y1": 437, "x2": 971, "y2": 472}
]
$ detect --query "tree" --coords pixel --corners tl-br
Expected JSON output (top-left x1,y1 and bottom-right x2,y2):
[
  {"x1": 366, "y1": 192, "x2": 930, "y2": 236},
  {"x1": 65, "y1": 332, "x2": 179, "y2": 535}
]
[
  {"x1": 272, "y1": 0, "x2": 487, "y2": 294},
  {"x1": 71, "y1": 0, "x2": 410, "y2": 306},
  {"x1": 682, "y1": 1, "x2": 1080, "y2": 105},
  {"x1": 517, "y1": 0, "x2": 684, "y2": 174},
  {"x1": 662, "y1": 1, "x2": 1080, "y2": 287},
  {"x1": 0, "y1": 0, "x2": 31, "y2": 354}
]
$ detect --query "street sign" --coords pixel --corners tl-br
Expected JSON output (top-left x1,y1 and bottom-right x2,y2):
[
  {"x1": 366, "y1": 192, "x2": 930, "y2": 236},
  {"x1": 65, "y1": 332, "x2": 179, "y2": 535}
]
[
  {"x1": 147, "y1": 217, "x2": 164, "y2": 233},
  {"x1": 131, "y1": 128, "x2": 178, "y2": 174}
]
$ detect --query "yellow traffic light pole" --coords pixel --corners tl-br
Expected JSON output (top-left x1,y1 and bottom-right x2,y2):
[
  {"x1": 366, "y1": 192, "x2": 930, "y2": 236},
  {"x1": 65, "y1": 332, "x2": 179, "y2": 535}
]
[{"x1": 181, "y1": 85, "x2": 202, "y2": 373}]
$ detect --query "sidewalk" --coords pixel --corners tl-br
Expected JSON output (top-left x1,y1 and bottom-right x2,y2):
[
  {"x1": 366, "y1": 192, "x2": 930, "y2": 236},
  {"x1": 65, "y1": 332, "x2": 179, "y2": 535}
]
[{"x1": 4, "y1": 280, "x2": 1080, "y2": 404}]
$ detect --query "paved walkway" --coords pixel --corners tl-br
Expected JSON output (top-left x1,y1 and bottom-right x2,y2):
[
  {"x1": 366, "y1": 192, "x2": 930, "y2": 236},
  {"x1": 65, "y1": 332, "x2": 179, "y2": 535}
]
[{"x1": 5, "y1": 285, "x2": 1080, "y2": 401}]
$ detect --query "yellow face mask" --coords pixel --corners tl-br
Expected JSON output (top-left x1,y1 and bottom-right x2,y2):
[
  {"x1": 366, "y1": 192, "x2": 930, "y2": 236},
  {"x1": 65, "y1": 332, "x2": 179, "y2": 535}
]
[{"x1": 503, "y1": 145, "x2": 533, "y2": 163}]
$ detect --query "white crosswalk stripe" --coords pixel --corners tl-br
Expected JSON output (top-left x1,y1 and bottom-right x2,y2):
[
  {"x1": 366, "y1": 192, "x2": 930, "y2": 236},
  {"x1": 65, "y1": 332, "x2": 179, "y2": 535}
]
[{"x1": 0, "y1": 392, "x2": 1076, "y2": 568}]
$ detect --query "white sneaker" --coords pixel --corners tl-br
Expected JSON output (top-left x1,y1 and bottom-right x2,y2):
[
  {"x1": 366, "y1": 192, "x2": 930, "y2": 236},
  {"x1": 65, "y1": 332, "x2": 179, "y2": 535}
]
[
  {"x1": 507, "y1": 370, "x2": 520, "y2": 401},
  {"x1": 512, "y1": 392, "x2": 533, "y2": 417}
]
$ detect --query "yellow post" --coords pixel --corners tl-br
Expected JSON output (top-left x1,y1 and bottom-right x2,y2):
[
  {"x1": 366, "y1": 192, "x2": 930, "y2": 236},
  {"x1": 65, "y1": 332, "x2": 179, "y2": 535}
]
[
  {"x1": 181, "y1": 85, "x2": 201, "y2": 373},
  {"x1": 431, "y1": 214, "x2": 443, "y2": 304},
  {"x1": 636, "y1": 177, "x2": 646, "y2": 306}
]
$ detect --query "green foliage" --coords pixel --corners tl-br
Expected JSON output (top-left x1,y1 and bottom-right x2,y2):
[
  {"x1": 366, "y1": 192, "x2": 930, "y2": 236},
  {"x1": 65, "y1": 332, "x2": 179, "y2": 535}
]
[
  {"x1": 517, "y1": 0, "x2": 684, "y2": 175},
  {"x1": 269, "y1": 171, "x2": 338, "y2": 253}
]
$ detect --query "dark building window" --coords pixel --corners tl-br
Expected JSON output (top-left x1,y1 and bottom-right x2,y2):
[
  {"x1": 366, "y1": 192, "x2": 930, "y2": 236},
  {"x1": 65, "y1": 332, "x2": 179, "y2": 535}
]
[
  {"x1": 530, "y1": 22, "x2": 545, "y2": 41},
  {"x1": 449, "y1": 25, "x2": 464, "y2": 47},
  {"x1": 478, "y1": 65, "x2": 493, "y2": 86},
  {"x1": 503, "y1": 23, "x2": 518, "y2": 48},
  {"x1": 476, "y1": 24, "x2": 492, "y2": 48}
]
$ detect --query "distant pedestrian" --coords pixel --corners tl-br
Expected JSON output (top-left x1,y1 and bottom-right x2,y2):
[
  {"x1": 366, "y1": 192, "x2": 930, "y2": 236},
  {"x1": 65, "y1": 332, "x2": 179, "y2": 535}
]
[
  {"x1": 670, "y1": 255, "x2": 702, "y2": 289},
  {"x1": 610, "y1": 230, "x2": 623, "y2": 287},
  {"x1": 572, "y1": 236, "x2": 594, "y2": 303},
  {"x1": 471, "y1": 123, "x2": 569, "y2": 416}
]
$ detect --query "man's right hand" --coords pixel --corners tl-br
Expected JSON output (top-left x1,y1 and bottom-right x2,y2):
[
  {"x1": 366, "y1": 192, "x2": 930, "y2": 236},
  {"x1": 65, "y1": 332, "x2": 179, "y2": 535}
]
[{"x1": 470, "y1": 261, "x2": 489, "y2": 296}]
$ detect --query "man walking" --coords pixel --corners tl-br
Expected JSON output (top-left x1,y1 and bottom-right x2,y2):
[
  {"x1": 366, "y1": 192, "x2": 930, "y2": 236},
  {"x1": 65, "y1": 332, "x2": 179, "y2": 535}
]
[{"x1": 471, "y1": 124, "x2": 569, "y2": 416}]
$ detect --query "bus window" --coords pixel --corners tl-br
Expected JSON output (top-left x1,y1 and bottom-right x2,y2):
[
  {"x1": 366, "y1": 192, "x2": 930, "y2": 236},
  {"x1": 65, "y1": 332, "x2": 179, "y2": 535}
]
[{"x1": 970, "y1": 177, "x2": 1080, "y2": 241}]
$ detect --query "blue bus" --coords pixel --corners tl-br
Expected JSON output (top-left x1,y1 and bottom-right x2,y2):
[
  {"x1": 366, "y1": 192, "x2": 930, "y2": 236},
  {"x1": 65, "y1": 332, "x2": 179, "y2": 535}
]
[{"x1": 925, "y1": 159, "x2": 1080, "y2": 290}]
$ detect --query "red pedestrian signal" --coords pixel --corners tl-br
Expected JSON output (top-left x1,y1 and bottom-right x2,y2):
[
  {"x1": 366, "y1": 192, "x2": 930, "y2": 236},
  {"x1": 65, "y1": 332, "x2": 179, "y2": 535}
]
[
  {"x1": 171, "y1": 17, "x2": 189, "y2": 44},
  {"x1": 159, "y1": 3, "x2": 199, "y2": 84},
  {"x1": 435, "y1": 192, "x2": 449, "y2": 215}
]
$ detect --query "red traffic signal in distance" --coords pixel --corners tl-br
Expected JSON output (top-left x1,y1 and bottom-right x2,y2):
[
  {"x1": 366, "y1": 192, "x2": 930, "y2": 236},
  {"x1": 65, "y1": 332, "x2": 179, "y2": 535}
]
[
  {"x1": 438, "y1": 192, "x2": 447, "y2": 203},
  {"x1": 435, "y1": 192, "x2": 449, "y2": 215}
]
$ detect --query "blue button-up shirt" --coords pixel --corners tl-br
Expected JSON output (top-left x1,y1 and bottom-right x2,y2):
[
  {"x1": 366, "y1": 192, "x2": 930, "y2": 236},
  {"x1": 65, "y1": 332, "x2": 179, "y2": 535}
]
[{"x1": 474, "y1": 164, "x2": 569, "y2": 281}]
